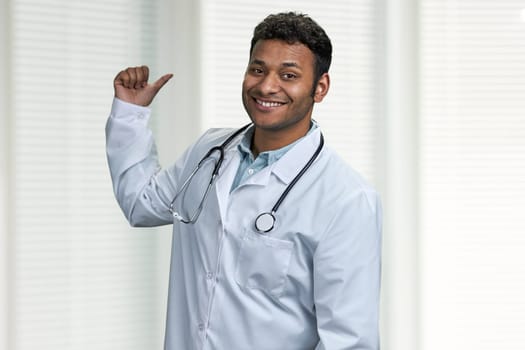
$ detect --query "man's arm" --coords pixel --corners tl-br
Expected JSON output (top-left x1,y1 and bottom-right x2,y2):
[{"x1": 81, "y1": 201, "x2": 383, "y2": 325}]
[
  {"x1": 106, "y1": 66, "x2": 180, "y2": 227},
  {"x1": 313, "y1": 189, "x2": 382, "y2": 350}
]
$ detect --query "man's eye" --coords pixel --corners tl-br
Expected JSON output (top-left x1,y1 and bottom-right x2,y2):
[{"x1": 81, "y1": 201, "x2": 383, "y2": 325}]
[
  {"x1": 282, "y1": 73, "x2": 297, "y2": 80},
  {"x1": 252, "y1": 68, "x2": 264, "y2": 74}
]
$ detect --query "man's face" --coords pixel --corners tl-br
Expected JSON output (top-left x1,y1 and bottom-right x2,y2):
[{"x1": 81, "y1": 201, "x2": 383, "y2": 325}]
[{"x1": 242, "y1": 39, "x2": 329, "y2": 139}]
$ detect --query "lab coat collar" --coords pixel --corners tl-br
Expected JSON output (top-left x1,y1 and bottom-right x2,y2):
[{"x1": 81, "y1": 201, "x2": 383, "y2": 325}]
[
  {"x1": 271, "y1": 127, "x2": 323, "y2": 185},
  {"x1": 220, "y1": 122, "x2": 323, "y2": 186}
]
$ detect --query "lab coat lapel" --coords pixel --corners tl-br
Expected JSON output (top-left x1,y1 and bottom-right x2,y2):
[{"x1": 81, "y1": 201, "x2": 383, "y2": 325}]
[
  {"x1": 213, "y1": 127, "x2": 322, "y2": 218},
  {"x1": 271, "y1": 128, "x2": 322, "y2": 185},
  {"x1": 215, "y1": 146, "x2": 241, "y2": 222}
]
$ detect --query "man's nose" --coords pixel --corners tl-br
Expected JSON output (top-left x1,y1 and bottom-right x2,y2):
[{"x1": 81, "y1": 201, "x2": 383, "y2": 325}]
[{"x1": 257, "y1": 73, "x2": 280, "y2": 94}]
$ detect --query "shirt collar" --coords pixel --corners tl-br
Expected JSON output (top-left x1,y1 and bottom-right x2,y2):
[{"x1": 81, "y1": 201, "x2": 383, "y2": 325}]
[
  {"x1": 237, "y1": 126, "x2": 291, "y2": 165},
  {"x1": 235, "y1": 121, "x2": 322, "y2": 185}
]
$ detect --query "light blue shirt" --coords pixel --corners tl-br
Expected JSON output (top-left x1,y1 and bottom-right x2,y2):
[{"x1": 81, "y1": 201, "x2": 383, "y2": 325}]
[
  {"x1": 230, "y1": 123, "x2": 316, "y2": 192},
  {"x1": 106, "y1": 98, "x2": 382, "y2": 350}
]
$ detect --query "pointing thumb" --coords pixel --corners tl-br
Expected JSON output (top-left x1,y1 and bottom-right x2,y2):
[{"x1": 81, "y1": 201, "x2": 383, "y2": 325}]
[{"x1": 152, "y1": 73, "x2": 174, "y2": 93}]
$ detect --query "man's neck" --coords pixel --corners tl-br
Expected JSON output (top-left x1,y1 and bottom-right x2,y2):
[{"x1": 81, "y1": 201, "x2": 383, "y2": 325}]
[{"x1": 251, "y1": 122, "x2": 311, "y2": 158}]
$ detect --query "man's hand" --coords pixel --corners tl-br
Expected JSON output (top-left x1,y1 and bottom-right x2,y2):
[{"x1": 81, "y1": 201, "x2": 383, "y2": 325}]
[{"x1": 114, "y1": 66, "x2": 173, "y2": 106}]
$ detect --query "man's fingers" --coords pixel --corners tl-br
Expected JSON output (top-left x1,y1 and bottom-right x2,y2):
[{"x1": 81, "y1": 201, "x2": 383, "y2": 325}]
[
  {"x1": 141, "y1": 66, "x2": 149, "y2": 88},
  {"x1": 126, "y1": 67, "x2": 138, "y2": 88},
  {"x1": 133, "y1": 67, "x2": 143, "y2": 89},
  {"x1": 114, "y1": 67, "x2": 172, "y2": 105},
  {"x1": 115, "y1": 66, "x2": 159, "y2": 89},
  {"x1": 114, "y1": 70, "x2": 129, "y2": 87},
  {"x1": 134, "y1": 66, "x2": 149, "y2": 89}
]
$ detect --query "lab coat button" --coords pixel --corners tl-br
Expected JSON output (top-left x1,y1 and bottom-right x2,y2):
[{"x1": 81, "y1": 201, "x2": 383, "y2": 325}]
[
  {"x1": 247, "y1": 168, "x2": 254, "y2": 175},
  {"x1": 198, "y1": 323, "x2": 205, "y2": 331},
  {"x1": 206, "y1": 272, "x2": 214, "y2": 280}
]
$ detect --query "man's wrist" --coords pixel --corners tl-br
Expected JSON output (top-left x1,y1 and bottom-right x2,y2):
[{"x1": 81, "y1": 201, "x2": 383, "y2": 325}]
[{"x1": 111, "y1": 97, "x2": 152, "y2": 120}]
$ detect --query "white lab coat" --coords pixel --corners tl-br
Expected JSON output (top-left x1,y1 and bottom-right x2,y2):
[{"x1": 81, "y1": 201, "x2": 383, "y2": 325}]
[{"x1": 106, "y1": 98, "x2": 383, "y2": 350}]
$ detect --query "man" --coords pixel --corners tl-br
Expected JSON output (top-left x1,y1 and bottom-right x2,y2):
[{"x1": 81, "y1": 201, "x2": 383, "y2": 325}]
[{"x1": 106, "y1": 12, "x2": 382, "y2": 350}]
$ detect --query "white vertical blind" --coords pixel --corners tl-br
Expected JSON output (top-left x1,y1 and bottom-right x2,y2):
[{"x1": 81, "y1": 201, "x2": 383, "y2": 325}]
[
  {"x1": 381, "y1": 1, "x2": 420, "y2": 349},
  {"x1": 11, "y1": 0, "x2": 165, "y2": 349},
  {"x1": 1, "y1": 1, "x2": 11, "y2": 349},
  {"x1": 420, "y1": 1, "x2": 525, "y2": 349},
  {"x1": 200, "y1": 0, "x2": 381, "y2": 185}
]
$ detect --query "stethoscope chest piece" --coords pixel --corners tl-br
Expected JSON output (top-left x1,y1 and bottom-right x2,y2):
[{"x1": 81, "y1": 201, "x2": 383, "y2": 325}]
[{"x1": 255, "y1": 212, "x2": 275, "y2": 233}]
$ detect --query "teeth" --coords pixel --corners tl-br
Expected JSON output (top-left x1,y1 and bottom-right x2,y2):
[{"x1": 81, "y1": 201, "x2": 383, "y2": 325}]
[{"x1": 257, "y1": 99, "x2": 283, "y2": 108}]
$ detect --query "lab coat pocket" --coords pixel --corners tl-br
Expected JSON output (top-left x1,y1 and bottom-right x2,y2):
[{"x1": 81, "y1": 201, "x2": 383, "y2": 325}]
[{"x1": 235, "y1": 230, "x2": 294, "y2": 298}]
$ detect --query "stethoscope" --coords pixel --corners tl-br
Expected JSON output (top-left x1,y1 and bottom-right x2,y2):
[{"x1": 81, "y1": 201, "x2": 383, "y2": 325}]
[{"x1": 168, "y1": 124, "x2": 324, "y2": 234}]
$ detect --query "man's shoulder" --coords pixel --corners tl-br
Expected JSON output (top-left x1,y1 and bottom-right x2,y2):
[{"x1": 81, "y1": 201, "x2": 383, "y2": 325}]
[
  {"x1": 321, "y1": 146, "x2": 371, "y2": 185},
  {"x1": 320, "y1": 146, "x2": 380, "y2": 204},
  {"x1": 199, "y1": 127, "x2": 237, "y2": 143},
  {"x1": 191, "y1": 127, "x2": 240, "y2": 151}
]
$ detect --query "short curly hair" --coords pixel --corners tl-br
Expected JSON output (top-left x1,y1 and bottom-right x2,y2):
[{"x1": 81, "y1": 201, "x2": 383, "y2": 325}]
[{"x1": 250, "y1": 12, "x2": 332, "y2": 84}]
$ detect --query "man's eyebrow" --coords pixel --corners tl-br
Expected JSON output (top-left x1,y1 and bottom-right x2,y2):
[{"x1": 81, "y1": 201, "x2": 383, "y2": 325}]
[
  {"x1": 282, "y1": 61, "x2": 301, "y2": 68},
  {"x1": 249, "y1": 59, "x2": 302, "y2": 69},
  {"x1": 250, "y1": 59, "x2": 265, "y2": 65}
]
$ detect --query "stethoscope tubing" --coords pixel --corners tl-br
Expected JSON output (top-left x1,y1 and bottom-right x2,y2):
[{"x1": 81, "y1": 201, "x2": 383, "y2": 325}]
[
  {"x1": 270, "y1": 133, "x2": 323, "y2": 214},
  {"x1": 168, "y1": 124, "x2": 250, "y2": 222},
  {"x1": 253, "y1": 133, "x2": 323, "y2": 233},
  {"x1": 169, "y1": 124, "x2": 324, "y2": 234}
]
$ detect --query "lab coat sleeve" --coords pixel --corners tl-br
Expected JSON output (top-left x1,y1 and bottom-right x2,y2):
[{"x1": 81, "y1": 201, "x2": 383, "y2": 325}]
[
  {"x1": 313, "y1": 188, "x2": 382, "y2": 350},
  {"x1": 105, "y1": 98, "x2": 193, "y2": 227}
]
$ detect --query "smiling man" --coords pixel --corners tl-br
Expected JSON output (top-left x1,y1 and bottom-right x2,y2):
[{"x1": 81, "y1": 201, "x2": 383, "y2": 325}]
[
  {"x1": 242, "y1": 38, "x2": 329, "y2": 152},
  {"x1": 106, "y1": 12, "x2": 382, "y2": 350}
]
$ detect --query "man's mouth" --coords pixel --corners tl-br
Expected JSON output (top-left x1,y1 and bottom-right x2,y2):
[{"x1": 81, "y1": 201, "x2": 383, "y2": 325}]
[{"x1": 255, "y1": 98, "x2": 285, "y2": 108}]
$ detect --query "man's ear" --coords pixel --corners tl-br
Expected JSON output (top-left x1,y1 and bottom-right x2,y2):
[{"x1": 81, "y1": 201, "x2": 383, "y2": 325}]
[{"x1": 313, "y1": 73, "x2": 330, "y2": 103}]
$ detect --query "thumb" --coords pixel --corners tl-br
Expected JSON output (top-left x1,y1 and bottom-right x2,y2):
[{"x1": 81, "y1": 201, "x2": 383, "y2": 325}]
[{"x1": 151, "y1": 73, "x2": 174, "y2": 93}]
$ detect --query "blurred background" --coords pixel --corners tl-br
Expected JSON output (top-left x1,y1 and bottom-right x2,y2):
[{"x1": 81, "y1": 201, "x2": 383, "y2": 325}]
[{"x1": 1, "y1": 0, "x2": 525, "y2": 349}]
